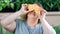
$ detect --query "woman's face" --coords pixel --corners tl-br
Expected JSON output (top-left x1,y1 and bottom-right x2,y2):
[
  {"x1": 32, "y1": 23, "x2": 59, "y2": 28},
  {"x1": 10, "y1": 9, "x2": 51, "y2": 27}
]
[
  {"x1": 27, "y1": 4, "x2": 39, "y2": 19},
  {"x1": 27, "y1": 11, "x2": 38, "y2": 19}
]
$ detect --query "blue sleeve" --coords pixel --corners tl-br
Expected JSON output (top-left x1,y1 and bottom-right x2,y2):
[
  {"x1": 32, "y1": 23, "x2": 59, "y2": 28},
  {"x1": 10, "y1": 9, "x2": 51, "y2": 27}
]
[{"x1": 13, "y1": 19, "x2": 23, "y2": 33}]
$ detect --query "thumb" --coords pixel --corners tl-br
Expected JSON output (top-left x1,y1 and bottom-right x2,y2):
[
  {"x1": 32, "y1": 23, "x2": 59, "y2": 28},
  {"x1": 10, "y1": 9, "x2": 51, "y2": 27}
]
[{"x1": 22, "y1": 4, "x2": 28, "y2": 10}]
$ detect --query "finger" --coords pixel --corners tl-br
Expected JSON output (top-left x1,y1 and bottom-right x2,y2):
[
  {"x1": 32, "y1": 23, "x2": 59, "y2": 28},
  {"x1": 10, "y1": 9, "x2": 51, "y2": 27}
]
[
  {"x1": 41, "y1": 9, "x2": 47, "y2": 15},
  {"x1": 42, "y1": 9, "x2": 47, "y2": 13},
  {"x1": 21, "y1": 4, "x2": 25, "y2": 9},
  {"x1": 23, "y1": 4, "x2": 28, "y2": 7},
  {"x1": 21, "y1": 4, "x2": 29, "y2": 11},
  {"x1": 42, "y1": 11, "x2": 46, "y2": 17},
  {"x1": 25, "y1": 11, "x2": 32, "y2": 14},
  {"x1": 22, "y1": 4, "x2": 28, "y2": 8},
  {"x1": 40, "y1": 11, "x2": 43, "y2": 15},
  {"x1": 24, "y1": 4, "x2": 28, "y2": 11},
  {"x1": 22, "y1": 4, "x2": 28, "y2": 7}
]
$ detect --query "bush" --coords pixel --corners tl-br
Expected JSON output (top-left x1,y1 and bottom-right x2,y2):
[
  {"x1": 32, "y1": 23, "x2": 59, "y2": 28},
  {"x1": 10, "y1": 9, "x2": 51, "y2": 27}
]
[
  {"x1": 53, "y1": 25, "x2": 60, "y2": 34},
  {"x1": 0, "y1": 24, "x2": 2, "y2": 34},
  {"x1": 39, "y1": 0, "x2": 60, "y2": 11},
  {"x1": 0, "y1": 0, "x2": 60, "y2": 12},
  {"x1": 14, "y1": 0, "x2": 60, "y2": 11},
  {"x1": 0, "y1": 0, "x2": 14, "y2": 12}
]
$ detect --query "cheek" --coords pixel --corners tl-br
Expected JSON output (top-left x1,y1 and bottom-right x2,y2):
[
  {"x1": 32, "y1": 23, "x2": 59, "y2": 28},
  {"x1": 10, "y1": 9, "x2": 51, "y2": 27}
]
[
  {"x1": 28, "y1": 14, "x2": 35, "y2": 17},
  {"x1": 29, "y1": 15, "x2": 34, "y2": 17}
]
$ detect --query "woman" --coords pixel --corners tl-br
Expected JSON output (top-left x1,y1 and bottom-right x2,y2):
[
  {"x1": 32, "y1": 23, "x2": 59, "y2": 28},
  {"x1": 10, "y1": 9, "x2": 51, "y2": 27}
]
[{"x1": 1, "y1": 4, "x2": 56, "y2": 34}]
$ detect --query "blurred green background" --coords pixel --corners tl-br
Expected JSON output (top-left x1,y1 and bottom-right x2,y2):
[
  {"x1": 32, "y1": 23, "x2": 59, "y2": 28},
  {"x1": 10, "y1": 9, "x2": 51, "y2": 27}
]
[
  {"x1": 0, "y1": 24, "x2": 2, "y2": 34},
  {"x1": 53, "y1": 25, "x2": 60, "y2": 34},
  {"x1": 0, "y1": 0, "x2": 60, "y2": 12}
]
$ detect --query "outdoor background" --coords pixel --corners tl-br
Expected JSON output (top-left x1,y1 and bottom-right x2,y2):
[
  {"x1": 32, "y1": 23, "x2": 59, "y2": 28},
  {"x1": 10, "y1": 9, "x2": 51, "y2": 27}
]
[{"x1": 0, "y1": 0, "x2": 60, "y2": 34}]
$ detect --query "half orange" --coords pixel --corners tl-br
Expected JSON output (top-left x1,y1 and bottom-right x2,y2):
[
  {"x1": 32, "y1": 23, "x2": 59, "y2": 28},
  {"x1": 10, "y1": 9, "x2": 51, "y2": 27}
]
[{"x1": 28, "y1": 4, "x2": 41, "y2": 14}]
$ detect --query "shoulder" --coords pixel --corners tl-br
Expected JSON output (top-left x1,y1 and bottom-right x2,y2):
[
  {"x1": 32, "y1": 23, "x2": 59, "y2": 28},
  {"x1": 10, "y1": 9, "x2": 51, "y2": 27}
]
[
  {"x1": 37, "y1": 24, "x2": 42, "y2": 28},
  {"x1": 15, "y1": 19, "x2": 26, "y2": 27},
  {"x1": 15, "y1": 19, "x2": 24, "y2": 22},
  {"x1": 38, "y1": 24, "x2": 43, "y2": 33},
  {"x1": 13, "y1": 19, "x2": 26, "y2": 33},
  {"x1": 37, "y1": 24, "x2": 43, "y2": 31},
  {"x1": 35, "y1": 24, "x2": 43, "y2": 34},
  {"x1": 15, "y1": 19, "x2": 26, "y2": 23}
]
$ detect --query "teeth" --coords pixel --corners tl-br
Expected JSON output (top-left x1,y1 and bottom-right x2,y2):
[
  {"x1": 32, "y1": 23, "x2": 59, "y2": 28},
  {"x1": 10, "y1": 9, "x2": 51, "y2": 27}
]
[{"x1": 28, "y1": 4, "x2": 41, "y2": 14}]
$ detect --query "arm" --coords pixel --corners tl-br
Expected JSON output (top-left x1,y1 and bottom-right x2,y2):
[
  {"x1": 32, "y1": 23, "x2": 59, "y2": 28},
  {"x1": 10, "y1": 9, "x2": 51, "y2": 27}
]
[
  {"x1": 39, "y1": 9, "x2": 56, "y2": 34},
  {"x1": 40, "y1": 19, "x2": 56, "y2": 34},
  {"x1": 1, "y1": 10, "x2": 22, "y2": 27},
  {"x1": 1, "y1": 10, "x2": 22, "y2": 32},
  {"x1": 1, "y1": 4, "x2": 28, "y2": 32}
]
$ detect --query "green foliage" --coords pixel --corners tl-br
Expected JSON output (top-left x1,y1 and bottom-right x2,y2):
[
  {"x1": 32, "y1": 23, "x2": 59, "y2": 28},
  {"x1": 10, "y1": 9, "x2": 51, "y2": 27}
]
[
  {"x1": 6, "y1": 30, "x2": 13, "y2": 34},
  {"x1": 0, "y1": 0, "x2": 60, "y2": 12},
  {"x1": 14, "y1": 0, "x2": 34, "y2": 11},
  {"x1": 0, "y1": 0, "x2": 14, "y2": 11},
  {"x1": 0, "y1": 24, "x2": 2, "y2": 34},
  {"x1": 53, "y1": 25, "x2": 60, "y2": 34},
  {"x1": 14, "y1": 0, "x2": 60, "y2": 11},
  {"x1": 39, "y1": 0, "x2": 60, "y2": 11}
]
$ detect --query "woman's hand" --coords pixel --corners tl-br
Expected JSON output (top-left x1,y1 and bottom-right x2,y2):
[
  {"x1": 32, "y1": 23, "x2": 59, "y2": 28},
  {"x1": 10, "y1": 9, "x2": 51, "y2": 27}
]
[
  {"x1": 19, "y1": 4, "x2": 29, "y2": 15},
  {"x1": 38, "y1": 8, "x2": 47, "y2": 20}
]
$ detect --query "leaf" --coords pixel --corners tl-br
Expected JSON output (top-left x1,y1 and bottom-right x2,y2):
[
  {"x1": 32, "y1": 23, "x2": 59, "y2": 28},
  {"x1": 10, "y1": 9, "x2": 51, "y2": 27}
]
[
  {"x1": 4, "y1": 0, "x2": 10, "y2": 6},
  {"x1": 4, "y1": 0, "x2": 10, "y2": 3},
  {"x1": 10, "y1": 3, "x2": 14, "y2": 9},
  {"x1": 2, "y1": 3, "x2": 6, "y2": 8},
  {"x1": 50, "y1": 3, "x2": 54, "y2": 8},
  {"x1": 0, "y1": 6, "x2": 2, "y2": 11}
]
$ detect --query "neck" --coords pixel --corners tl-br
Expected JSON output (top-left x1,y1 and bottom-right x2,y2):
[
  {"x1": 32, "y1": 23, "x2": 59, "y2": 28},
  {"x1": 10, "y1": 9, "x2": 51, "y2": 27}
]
[{"x1": 27, "y1": 18, "x2": 38, "y2": 28}]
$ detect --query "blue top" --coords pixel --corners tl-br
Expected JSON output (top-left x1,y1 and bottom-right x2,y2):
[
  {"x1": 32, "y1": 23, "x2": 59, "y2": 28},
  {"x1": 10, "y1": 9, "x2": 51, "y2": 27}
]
[{"x1": 13, "y1": 19, "x2": 43, "y2": 34}]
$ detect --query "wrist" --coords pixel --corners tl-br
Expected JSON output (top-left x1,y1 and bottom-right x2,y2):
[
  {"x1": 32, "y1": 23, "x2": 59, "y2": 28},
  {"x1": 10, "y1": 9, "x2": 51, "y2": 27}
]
[
  {"x1": 18, "y1": 9, "x2": 23, "y2": 15},
  {"x1": 39, "y1": 17, "x2": 45, "y2": 19},
  {"x1": 40, "y1": 18, "x2": 45, "y2": 21}
]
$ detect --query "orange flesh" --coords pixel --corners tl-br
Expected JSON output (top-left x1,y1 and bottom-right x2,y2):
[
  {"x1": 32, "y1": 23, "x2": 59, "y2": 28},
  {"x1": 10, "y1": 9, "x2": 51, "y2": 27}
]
[{"x1": 28, "y1": 4, "x2": 41, "y2": 13}]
